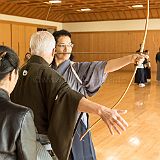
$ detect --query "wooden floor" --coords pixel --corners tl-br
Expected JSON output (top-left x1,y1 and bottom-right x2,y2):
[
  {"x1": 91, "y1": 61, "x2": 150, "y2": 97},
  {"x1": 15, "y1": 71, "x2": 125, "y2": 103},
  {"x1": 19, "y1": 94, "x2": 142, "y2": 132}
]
[{"x1": 88, "y1": 71, "x2": 160, "y2": 160}]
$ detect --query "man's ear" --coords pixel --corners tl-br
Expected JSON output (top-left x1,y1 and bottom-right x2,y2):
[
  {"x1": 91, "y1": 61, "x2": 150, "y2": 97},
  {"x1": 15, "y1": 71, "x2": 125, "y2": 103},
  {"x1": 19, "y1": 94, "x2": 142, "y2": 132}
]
[
  {"x1": 52, "y1": 48, "x2": 56, "y2": 57},
  {"x1": 9, "y1": 71, "x2": 12, "y2": 81},
  {"x1": 9, "y1": 69, "x2": 17, "y2": 81}
]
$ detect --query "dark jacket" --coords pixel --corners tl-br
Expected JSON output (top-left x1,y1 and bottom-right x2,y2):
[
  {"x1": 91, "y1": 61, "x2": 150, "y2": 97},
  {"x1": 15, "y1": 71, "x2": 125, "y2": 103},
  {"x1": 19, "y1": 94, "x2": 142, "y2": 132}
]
[
  {"x1": 11, "y1": 55, "x2": 83, "y2": 160},
  {"x1": 0, "y1": 89, "x2": 37, "y2": 160}
]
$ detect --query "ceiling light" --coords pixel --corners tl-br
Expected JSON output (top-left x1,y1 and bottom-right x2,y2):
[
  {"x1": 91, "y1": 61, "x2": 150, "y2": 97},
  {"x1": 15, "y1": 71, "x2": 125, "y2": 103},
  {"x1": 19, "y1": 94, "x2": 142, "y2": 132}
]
[
  {"x1": 44, "y1": 2, "x2": 50, "y2": 4},
  {"x1": 77, "y1": 8, "x2": 91, "y2": 12},
  {"x1": 132, "y1": 4, "x2": 143, "y2": 8},
  {"x1": 49, "y1": 0, "x2": 61, "y2": 4}
]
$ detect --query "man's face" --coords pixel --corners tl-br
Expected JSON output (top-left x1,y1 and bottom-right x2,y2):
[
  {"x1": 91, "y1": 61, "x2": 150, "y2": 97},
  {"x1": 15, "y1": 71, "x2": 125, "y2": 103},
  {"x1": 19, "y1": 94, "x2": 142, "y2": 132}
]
[{"x1": 55, "y1": 36, "x2": 73, "y2": 61}]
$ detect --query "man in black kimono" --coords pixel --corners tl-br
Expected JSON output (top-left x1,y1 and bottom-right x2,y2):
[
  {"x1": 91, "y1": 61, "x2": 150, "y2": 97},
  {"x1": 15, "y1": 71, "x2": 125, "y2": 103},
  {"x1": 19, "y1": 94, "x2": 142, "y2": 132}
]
[{"x1": 11, "y1": 31, "x2": 128, "y2": 160}]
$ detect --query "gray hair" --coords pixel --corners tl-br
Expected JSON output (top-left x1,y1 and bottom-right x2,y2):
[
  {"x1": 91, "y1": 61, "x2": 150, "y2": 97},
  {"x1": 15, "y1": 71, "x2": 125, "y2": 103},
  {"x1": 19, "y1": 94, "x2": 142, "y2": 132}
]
[{"x1": 30, "y1": 31, "x2": 55, "y2": 56}]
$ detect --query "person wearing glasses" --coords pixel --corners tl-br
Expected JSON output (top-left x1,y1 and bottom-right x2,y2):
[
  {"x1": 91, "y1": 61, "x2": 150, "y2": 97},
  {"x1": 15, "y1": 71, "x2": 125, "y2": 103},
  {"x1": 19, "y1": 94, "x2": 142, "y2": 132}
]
[
  {"x1": 24, "y1": 52, "x2": 31, "y2": 63},
  {"x1": 51, "y1": 29, "x2": 145, "y2": 160}
]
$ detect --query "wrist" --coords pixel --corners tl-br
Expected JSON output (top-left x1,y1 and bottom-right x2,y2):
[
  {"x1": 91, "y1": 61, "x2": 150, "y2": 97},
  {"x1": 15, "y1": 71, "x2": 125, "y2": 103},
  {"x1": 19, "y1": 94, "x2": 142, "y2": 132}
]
[
  {"x1": 97, "y1": 105, "x2": 102, "y2": 116},
  {"x1": 97, "y1": 105, "x2": 110, "y2": 117},
  {"x1": 130, "y1": 54, "x2": 134, "y2": 63}
]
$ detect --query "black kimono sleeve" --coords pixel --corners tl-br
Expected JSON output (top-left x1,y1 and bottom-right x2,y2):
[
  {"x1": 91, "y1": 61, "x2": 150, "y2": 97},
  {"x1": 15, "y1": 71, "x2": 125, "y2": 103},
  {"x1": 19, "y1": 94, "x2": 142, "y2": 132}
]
[
  {"x1": 41, "y1": 68, "x2": 84, "y2": 160},
  {"x1": 11, "y1": 57, "x2": 84, "y2": 160}
]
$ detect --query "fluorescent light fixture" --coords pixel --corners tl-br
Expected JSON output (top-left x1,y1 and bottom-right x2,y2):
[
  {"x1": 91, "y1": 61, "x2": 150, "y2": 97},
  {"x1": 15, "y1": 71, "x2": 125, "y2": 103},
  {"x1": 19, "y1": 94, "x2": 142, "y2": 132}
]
[
  {"x1": 77, "y1": 8, "x2": 91, "y2": 12},
  {"x1": 49, "y1": 0, "x2": 61, "y2": 4},
  {"x1": 132, "y1": 4, "x2": 143, "y2": 8},
  {"x1": 44, "y1": 2, "x2": 50, "y2": 4}
]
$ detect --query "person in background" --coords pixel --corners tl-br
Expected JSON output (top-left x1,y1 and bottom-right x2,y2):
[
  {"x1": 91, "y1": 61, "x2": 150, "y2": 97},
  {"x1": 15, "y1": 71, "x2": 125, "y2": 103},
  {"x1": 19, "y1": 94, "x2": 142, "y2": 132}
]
[
  {"x1": 0, "y1": 45, "x2": 52, "y2": 160},
  {"x1": 24, "y1": 52, "x2": 31, "y2": 63},
  {"x1": 135, "y1": 46, "x2": 147, "y2": 87},
  {"x1": 11, "y1": 31, "x2": 129, "y2": 160},
  {"x1": 51, "y1": 29, "x2": 146, "y2": 160},
  {"x1": 156, "y1": 48, "x2": 160, "y2": 82},
  {"x1": 143, "y1": 50, "x2": 151, "y2": 83}
]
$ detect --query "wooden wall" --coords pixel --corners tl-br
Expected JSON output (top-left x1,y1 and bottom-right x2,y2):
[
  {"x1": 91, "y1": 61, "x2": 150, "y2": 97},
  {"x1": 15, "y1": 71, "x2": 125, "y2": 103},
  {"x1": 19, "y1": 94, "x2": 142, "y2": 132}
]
[
  {"x1": 0, "y1": 21, "x2": 56, "y2": 65},
  {"x1": 71, "y1": 31, "x2": 160, "y2": 72},
  {"x1": 0, "y1": 22, "x2": 11, "y2": 47},
  {"x1": 1, "y1": 21, "x2": 160, "y2": 72}
]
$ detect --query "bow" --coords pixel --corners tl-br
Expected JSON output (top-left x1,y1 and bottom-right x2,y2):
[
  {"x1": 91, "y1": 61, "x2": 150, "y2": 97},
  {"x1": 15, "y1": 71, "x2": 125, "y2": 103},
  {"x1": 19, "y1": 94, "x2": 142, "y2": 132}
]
[{"x1": 80, "y1": 0, "x2": 150, "y2": 141}]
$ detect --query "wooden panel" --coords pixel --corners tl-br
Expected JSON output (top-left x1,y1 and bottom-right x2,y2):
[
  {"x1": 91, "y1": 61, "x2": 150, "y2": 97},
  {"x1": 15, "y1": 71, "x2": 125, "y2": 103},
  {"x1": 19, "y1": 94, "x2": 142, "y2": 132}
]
[
  {"x1": 0, "y1": 20, "x2": 56, "y2": 65},
  {"x1": 11, "y1": 24, "x2": 25, "y2": 66},
  {"x1": 24, "y1": 25, "x2": 37, "y2": 53},
  {"x1": 71, "y1": 30, "x2": 160, "y2": 72},
  {"x1": 0, "y1": 22, "x2": 11, "y2": 47}
]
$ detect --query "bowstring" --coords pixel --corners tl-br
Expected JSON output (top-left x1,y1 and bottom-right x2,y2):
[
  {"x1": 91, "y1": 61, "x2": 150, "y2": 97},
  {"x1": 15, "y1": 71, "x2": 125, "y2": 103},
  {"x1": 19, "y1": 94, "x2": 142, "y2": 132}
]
[{"x1": 80, "y1": 0, "x2": 150, "y2": 141}]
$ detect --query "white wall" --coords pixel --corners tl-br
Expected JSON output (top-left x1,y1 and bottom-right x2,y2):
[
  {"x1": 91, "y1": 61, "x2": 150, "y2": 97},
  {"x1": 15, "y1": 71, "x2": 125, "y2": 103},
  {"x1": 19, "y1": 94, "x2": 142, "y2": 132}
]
[
  {"x1": 63, "y1": 19, "x2": 160, "y2": 32},
  {"x1": 1, "y1": 14, "x2": 160, "y2": 32},
  {"x1": 0, "y1": 14, "x2": 62, "y2": 30}
]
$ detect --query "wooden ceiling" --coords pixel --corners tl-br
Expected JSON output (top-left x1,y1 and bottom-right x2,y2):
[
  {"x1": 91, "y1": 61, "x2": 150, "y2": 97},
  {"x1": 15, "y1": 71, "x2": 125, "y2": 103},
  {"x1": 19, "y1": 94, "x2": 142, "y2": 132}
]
[{"x1": 0, "y1": 0, "x2": 160, "y2": 23}]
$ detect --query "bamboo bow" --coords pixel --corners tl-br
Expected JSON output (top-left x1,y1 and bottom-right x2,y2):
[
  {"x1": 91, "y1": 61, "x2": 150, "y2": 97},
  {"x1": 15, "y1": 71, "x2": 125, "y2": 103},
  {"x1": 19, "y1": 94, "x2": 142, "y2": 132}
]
[{"x1": 80, "y1": 0, "x2": 150, "y2": 141}]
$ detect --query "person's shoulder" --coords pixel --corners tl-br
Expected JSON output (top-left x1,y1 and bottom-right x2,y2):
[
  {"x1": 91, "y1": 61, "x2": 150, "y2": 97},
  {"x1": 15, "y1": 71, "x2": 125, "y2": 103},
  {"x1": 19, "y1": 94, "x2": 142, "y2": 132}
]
[
  {"x1": 22, "y1": 63, "x2": 59, "y2": 78},
  {"x1": 8, "y1": 101, "x2": 31, "y2": 117},
  {"x1": 41, "y1": 65, "x2": 61, "y2": 76},
  {"x1": 3, "y1": 101, "x2": 34, "y2": 130},
  {"x1": 40, "y1": 65, "x2": 66, "y2": 83}
]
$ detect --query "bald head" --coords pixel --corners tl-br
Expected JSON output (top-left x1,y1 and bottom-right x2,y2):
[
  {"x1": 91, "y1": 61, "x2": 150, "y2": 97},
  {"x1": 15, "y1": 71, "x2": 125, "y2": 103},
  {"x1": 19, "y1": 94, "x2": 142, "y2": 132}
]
[{"x1": 30, "y1": 31, "x2": 55, "y2": 64}]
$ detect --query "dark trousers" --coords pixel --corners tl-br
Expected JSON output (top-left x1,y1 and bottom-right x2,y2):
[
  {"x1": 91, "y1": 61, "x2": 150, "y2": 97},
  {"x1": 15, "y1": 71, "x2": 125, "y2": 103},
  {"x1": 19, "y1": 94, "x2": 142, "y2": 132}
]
[
  {"x1": 135, "y1": 68, "x2": 147, "y2": 84},
  {"x1": 70, "y1": 119, "x2": 96, "y2": 160},
  {"x1": 145, "y1": 67, "x2": 151, "y2": 79}
]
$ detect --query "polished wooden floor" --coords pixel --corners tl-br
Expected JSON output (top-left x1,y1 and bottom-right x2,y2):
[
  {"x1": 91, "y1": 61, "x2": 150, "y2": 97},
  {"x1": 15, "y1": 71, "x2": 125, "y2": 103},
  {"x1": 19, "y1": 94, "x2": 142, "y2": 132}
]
[{"x1": 88, "y1": 71, "x2": 160, "y2": 160}]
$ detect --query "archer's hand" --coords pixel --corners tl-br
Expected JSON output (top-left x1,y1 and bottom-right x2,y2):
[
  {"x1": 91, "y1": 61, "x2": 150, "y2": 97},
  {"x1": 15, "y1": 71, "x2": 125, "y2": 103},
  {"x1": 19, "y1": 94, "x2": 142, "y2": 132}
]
[
  {"x1": 131, "y1": 54, "x2": 146, "y2": 65},
  {"x1": 99, "y1": 106, "x2": 128, "y2": 135}
]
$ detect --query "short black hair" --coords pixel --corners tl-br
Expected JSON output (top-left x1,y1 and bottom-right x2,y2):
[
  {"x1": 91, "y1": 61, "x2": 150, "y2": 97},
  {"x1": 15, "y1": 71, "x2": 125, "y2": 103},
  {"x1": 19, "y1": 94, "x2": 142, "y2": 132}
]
[
  {"x1": 52, "y1": 29, "x2": 71, "y2": 43},
  {"x1": 0, "y1": 45, "x2": 19, "y2": 80}
]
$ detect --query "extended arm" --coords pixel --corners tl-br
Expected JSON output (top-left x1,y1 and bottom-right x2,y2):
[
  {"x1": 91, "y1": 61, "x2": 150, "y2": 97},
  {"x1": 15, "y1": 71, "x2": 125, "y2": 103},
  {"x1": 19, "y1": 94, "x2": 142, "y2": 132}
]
[
  {"x1": 78, "y1": 97, "x2": 128, "y2": 135},
  {"x1": 104, "y1": 54, "x2": 145, "y2": 73}
]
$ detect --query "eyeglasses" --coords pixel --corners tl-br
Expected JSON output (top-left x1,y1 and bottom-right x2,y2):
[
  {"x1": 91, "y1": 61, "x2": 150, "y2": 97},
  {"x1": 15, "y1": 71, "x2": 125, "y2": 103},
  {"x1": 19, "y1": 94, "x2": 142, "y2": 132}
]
[{"x1": 56, "y1": 43, "x2": 74, "y2": 48}]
